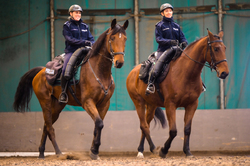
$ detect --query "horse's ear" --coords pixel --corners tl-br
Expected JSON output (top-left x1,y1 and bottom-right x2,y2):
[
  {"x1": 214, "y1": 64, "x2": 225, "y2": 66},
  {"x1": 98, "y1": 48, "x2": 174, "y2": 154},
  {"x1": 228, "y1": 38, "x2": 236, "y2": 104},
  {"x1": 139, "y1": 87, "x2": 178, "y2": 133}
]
[
  {"x1": 123, "y1": 20, "x2": 129, "y2": 30},
  {"x1": 111, "y1": 19, "x2": 117, "y2": 30},
  {"x1": 207, "y1": 28, "x2": 214, "y2": 41},
  {"x1": 218, "y1": 30, "x2": 224, "y2": 39}
]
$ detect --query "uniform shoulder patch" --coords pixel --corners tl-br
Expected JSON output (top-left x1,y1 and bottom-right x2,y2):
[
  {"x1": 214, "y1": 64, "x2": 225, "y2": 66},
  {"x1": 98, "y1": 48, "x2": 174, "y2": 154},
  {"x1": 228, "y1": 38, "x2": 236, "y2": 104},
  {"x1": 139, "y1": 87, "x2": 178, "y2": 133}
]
[
  {"x1": 64, "y1": 21, "x2": 71, "y2": 27},
  {"x1": 155, "y1": 20, "x2": 163, "y2": 27}
]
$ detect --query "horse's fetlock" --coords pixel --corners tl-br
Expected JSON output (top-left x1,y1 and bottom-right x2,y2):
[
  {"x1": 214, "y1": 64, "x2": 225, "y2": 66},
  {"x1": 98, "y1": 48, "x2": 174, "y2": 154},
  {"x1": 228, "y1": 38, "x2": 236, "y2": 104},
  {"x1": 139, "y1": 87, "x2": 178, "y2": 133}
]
[
  {"x1": 184, "y1": 126, "x2": 191, "y2": 135},
  {"x1": 169, "y1": 130, "x2": 177, "y2": 138}
]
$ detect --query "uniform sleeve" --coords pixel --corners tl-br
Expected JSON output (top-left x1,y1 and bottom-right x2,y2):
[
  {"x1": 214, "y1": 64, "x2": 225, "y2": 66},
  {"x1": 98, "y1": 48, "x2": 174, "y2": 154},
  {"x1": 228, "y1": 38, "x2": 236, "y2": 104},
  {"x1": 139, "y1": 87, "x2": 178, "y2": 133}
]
[
  {"x1": 86, "y1": 27, "x2": 95, "y2": 45},
  {"x1": 155, "y1": 25, "x2": 171, "y2": 45},
  {"x1": 178, "y1": 28, "x2": 188, "y2": 44},
  {"x1": 63, "y1": 24, "x2": 85, "y2": 46}
]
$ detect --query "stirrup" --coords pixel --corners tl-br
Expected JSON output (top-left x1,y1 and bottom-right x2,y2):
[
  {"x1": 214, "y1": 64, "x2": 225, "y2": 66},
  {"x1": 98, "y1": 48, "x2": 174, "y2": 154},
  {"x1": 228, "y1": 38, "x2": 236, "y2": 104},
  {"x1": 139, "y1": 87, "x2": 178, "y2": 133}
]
[
  {"x1": 59, "y1": 92, "x2": 68, "y2": 103},
  {"x1": 146, "y1": 83, "x2": 155, "y2": 94},
  {"x1": 202, "y1": 86, "x2": 206, "y2": 92}
]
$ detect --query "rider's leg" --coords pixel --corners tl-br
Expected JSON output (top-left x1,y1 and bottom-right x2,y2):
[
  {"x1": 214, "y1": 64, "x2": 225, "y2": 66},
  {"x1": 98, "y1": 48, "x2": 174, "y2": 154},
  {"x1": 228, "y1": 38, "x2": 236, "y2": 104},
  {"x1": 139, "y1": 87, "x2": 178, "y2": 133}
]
[
  {"x1": 59, "y1": 52, "x2": 72, "y2": 103},
  {"x1": 146, "y1": 48, "x2": 175, "y2": 95}
]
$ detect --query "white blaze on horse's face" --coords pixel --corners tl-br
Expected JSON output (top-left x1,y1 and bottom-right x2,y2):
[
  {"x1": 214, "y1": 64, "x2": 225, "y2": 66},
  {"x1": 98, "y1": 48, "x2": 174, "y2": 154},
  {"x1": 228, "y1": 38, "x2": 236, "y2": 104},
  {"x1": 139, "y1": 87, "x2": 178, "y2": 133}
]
[{"x1": 109, "y1": 32, "x2": 127, "y2": 68}]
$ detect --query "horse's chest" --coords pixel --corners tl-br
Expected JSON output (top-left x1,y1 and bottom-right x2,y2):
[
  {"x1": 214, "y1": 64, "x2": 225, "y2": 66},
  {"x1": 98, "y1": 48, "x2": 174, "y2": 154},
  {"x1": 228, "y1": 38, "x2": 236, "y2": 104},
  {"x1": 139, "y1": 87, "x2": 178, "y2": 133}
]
[{"x1": 174, "y1": 90, "x2": 200, "y2": 106}]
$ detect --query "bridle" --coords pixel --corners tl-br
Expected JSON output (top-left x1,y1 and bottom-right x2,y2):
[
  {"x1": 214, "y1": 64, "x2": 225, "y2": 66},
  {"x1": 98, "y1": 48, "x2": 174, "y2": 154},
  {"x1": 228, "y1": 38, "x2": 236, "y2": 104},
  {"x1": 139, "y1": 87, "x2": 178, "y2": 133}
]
[
  {"x1": 181, "y1": 36, "x2": 227, "y2": 71},
  {"x1": 100, "y1": 31, "x2": 125, "y2": 62},
  {"x1": 205, "y1": 36, "x2": 227, "y2": 70}
]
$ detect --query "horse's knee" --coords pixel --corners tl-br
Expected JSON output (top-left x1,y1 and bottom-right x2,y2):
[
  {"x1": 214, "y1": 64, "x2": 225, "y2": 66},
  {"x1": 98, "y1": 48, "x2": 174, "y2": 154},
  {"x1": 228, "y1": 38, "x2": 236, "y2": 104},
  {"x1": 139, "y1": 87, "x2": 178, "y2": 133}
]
[
  {"x1": 94, "y1": 118, "x2": 104, "y2": 136},
  {"x1": 184, "y1": 126, "x2": 191, "y2": 136},
  {"x1": 95, "y1": 118, "x2": 104, "y2": 130},
  {"x1": 169, "y1": 130, "x2": 177, "y2": 138}
]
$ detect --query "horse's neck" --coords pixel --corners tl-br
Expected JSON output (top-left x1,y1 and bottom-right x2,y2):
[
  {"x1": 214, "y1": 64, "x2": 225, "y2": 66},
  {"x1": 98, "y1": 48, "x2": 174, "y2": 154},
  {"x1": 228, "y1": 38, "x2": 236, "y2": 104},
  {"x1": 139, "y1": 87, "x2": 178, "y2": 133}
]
[
  {"x1": 176, "y1": 38, "x2": 207, "y2": 80},
  {"x1": 90, "y1": 49, "x2": 112, "y2": 78}
]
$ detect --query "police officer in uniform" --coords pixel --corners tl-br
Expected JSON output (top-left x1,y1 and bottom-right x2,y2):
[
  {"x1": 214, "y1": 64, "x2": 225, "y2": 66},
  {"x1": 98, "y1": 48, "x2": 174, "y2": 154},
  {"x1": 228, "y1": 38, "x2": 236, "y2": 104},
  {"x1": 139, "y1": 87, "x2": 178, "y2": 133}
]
[
  {"x1": 145, "y1": 3, "x2": 188, "y2": 94},
  {"x1": 59, "y1": 4, "x2": 95, "y2": 103}
]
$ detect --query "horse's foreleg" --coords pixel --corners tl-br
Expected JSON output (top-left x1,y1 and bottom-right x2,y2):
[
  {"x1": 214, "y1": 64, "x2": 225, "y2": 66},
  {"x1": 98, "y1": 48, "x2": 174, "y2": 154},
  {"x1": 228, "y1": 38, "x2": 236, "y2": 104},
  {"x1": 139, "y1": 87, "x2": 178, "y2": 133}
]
[
  {"x1": 85, "y1": 100, "x2": 108, "y2": 160},
  {"x1": 183, "y1": 101, "x2": 198, "y2": 157},
  {"x1": 159, "y1": 104, "x2": 177, "y2": 158},
  {"x1": 136, "y1": 102, "x2": 156, "y2": 156},
  {"x1": 90, "y1": 117, "x2": 103, "y2": 160}
]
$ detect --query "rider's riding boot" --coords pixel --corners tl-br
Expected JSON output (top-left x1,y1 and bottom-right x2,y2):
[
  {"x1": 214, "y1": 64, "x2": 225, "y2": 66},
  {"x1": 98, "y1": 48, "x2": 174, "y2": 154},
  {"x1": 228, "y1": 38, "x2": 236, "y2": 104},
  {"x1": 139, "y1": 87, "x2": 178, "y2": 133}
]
[
  {"x1": 145, "y1": 72, "x2": 156, "y2": 95},
  {"x1": 145, "y1": 48, "x2": 175, "y2": 95},
  {"x1": 59, "y1": 76, "x2": 68, "y2": 103}
]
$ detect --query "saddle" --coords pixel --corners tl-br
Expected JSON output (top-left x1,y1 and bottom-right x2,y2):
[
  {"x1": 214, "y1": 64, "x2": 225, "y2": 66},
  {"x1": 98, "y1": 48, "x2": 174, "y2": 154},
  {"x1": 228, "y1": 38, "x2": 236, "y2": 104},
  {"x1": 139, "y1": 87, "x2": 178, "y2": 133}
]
[
  {"x1": 45, "y1": 54, "x2": 84, "y2": 86},
  {"x1": 139, "y1": 47, "x2": 182, "y2": 84}
]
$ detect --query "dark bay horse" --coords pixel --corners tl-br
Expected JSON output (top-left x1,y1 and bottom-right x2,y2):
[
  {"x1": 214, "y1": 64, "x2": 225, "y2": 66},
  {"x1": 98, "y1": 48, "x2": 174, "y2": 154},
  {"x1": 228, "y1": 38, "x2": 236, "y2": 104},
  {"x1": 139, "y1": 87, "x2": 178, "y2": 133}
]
[
  {"x1": 13, "y1": 19, "x2": 129, "y2": 160},
  {"x1": 126, "y1": 30, "x2": 229, "y2": 158}
]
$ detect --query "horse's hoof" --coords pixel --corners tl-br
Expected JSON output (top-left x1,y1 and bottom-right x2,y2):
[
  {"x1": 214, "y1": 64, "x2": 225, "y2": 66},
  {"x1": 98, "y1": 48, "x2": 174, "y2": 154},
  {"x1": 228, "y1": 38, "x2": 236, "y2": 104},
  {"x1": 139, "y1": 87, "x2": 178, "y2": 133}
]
[
  {"x1": 159, "y1": 148, "x2": 167, "y2": 158},
  {"x1": 137, "y1": 152, "x2": 144, "y2": 158},
  {"x1": 184, "y1": 150, "x2": 193, "y2": 157},
  {"x1": 152, "y1": 146, "x2": 161, "y2": 155},
  {"x1": 38, "y1": 153, "x2": 45, "y2": 159},
  {"x1": 186, "y1": 154, "x2": 194, "y2": 158},
  {"x1": 38, "y1": 155, "x2": 45, "y2": 159},
  {"x1": 89, "y1": 151, "x2": 100, "y2": 160}
]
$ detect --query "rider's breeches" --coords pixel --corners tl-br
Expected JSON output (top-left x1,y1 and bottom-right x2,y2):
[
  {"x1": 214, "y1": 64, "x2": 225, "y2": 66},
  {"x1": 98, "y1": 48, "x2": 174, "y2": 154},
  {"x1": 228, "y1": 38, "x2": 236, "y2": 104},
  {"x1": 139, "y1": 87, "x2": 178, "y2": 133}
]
[
  {"x1": 150, "y1": 48, "x2": 175, "y2": 79},
  {"x1": 62, "y1": 52, "x2": 73, "y2": 75}
]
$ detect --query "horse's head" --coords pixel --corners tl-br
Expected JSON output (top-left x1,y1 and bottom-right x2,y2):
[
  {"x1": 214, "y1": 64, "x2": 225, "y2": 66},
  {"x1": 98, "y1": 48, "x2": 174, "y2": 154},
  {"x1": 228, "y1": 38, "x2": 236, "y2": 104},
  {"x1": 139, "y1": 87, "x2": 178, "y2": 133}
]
[
  {"x1": 106, "y1": 19, "x2": 129, "y2": 68},
  {"x1": 206, "y1": 29, "x2": 229, "y2": 79}
]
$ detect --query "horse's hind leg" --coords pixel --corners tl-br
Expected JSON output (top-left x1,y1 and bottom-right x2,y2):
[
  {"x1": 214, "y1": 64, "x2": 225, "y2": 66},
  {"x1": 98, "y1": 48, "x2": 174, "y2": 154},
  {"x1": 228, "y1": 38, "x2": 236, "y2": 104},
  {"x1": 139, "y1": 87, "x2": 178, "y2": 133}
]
[
  {"x1": 38, "y1": 96, "x2": 65, "y2": 158},
  {"x1": 183, "y1": 101, "x2": 197, "y2": 157},
  {"x1": 159, "y1": 103, "x2": 177, "y2": 158},
  {"x1": 38, "y1": 124, "x2": 48, "y2": 158}
]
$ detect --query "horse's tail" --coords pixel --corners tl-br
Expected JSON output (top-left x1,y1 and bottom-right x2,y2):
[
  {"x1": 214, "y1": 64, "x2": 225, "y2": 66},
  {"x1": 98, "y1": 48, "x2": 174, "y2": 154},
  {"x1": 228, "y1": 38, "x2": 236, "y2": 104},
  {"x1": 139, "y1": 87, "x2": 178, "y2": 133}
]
[
  {"x1": 13, "y1": 66, "x2": 44, "y2": 112},
  {"x1": 154, "y1": 107, "x2": 167, "y2": 128}
]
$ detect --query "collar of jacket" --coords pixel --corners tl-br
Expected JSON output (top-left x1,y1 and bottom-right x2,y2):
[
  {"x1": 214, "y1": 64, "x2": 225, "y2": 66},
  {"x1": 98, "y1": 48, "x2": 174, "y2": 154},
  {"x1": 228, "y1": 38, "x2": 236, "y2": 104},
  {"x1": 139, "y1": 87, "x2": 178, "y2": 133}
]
[
  {"x1": 70, "y1": 18, "x2": 82, "y2": 24},
  {"x1": 162, "y1": 16, "x2": 173, "y2": 23}
]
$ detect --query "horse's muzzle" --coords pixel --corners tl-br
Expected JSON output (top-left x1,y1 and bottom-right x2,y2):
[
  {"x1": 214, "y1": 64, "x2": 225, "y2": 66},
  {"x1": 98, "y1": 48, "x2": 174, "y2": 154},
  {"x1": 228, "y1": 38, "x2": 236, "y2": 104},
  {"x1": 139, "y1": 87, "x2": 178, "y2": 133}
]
[
  {"x1": 115, "y1": 61, "x2": 124, "y2": 68},
  {"x1": 219, "y1": 71, "x2": 229, "y2": 79}
]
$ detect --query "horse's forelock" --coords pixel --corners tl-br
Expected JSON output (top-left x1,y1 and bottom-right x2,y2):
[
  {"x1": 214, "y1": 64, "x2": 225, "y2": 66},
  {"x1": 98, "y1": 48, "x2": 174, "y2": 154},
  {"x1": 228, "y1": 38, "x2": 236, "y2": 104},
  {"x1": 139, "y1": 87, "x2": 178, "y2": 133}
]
[{"x1": 111, "y1": 24, "x2": 126, "y2": 35}]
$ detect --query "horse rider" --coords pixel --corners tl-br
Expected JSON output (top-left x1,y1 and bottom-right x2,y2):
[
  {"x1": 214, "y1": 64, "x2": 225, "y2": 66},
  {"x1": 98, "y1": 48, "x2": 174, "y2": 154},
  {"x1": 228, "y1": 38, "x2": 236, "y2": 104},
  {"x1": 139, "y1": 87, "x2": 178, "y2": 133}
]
[
  {"x1": 59, "y1": 4, "x2": 95, "y2": 103},
  {"x1": 145, "y1": 3, "x2": 188, "y2": 94}
]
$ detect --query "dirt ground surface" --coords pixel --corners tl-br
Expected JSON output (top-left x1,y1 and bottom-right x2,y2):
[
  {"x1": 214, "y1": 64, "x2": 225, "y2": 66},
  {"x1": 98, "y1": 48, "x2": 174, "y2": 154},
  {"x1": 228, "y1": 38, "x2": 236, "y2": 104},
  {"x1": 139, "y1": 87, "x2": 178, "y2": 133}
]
[{"x1": 0, "y1": 151, "x2": 250, "y2": 166}]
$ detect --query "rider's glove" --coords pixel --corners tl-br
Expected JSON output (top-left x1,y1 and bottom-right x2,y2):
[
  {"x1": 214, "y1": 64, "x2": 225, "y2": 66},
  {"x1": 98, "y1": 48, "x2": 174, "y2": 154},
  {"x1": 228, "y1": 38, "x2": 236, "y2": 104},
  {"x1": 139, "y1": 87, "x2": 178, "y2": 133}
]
[
  {"x1": 85, "y1": 40, "x2": 92, "y2": 47},
  {"x1": 170, "y1": 40, "x2": 178, "y2": 46},
  {"x1": 181, "y1": 41, "x2": 188, "y2": 49}
]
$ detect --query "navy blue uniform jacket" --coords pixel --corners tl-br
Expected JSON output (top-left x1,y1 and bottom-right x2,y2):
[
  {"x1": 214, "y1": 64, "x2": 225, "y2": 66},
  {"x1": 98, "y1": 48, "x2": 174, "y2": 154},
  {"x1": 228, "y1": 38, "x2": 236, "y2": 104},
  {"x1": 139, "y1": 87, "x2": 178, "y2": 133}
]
[
  {"x1": 155, "y1": 17, "x2": 187, "y2": 52},
  {"x1": 63, "y1": 18, "x2": 95, "y2": 53}
]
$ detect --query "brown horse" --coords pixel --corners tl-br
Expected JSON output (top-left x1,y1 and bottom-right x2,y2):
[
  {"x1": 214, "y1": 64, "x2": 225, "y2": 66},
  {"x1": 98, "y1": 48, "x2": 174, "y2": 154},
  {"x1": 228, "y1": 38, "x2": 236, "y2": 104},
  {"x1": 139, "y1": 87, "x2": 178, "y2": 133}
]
[
  {"x1": 126, "y1": 30, "x2": 229, "y2": 158},
  {"x1": 13, "y1": 19, "x2": 129, "y2": 160}
]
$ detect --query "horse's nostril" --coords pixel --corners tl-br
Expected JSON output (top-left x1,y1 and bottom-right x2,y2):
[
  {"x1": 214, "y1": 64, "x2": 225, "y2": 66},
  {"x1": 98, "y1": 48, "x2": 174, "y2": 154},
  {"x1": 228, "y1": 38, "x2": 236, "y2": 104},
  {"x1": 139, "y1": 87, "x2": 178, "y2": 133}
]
[
  {"x1": 220, "y1": 71, "x2": 228, "y2": 79},
  {"x1": 116, "y1": 61, "x2": 124, "y2": 68}
]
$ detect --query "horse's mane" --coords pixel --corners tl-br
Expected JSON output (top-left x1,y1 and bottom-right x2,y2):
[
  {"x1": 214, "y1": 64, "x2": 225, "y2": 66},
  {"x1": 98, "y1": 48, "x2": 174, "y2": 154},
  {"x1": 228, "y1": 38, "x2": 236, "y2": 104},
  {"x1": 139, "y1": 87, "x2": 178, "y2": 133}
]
[
  {"x1": 186, "y1": 36, "x2": 206, "y2": 48},
  {"x1": 86, "y1": 24, "x2": 127, "y2": 59},
  {"x1": 186, "y1": 34, "x2": 220, "y2": 49}
]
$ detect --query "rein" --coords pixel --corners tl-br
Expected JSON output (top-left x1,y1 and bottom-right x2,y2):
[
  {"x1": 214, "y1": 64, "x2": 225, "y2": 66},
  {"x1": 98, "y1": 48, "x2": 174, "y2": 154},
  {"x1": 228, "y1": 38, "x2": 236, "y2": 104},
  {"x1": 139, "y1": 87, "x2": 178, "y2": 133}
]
[
  {"x1": 88, "y1": 59, "x2": 113, "y2": 107},
  {"x1": 180, "y1": 37, "x2": 227, "y2": 71}
]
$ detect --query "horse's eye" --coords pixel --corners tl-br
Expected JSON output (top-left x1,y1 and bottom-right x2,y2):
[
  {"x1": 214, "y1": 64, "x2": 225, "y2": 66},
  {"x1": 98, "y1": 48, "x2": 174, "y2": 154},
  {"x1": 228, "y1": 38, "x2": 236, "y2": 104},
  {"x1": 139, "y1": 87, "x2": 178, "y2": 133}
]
[
  {"x1": 214, "y1": 47, "x2": 219, "y2": 52},
  {"x1": 110, "y1": 36, "x2": 115, "y2": 41}
]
